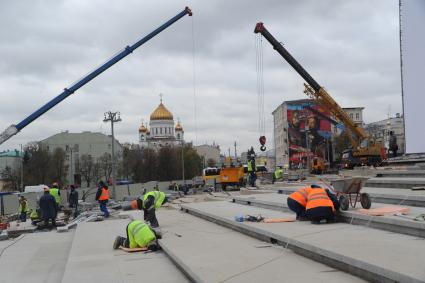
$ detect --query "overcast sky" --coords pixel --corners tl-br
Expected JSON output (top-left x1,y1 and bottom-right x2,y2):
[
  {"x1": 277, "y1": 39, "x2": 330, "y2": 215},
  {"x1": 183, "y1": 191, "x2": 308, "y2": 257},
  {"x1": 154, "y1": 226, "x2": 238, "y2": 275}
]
[{"x1": 0, "y1": 0, "x2": 402, "y2": 154}]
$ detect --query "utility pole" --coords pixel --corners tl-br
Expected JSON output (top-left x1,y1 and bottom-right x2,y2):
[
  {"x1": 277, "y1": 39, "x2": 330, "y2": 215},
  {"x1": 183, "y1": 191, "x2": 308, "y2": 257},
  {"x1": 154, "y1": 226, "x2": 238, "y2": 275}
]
[
  {"x1": 67, "y1": 145, "x2": 74, "y2": 185},
  {"x1": 181, "y1": 140, "x2": 185, "y2": 184},
  {"x1": 20, "y1": 144, "x2": 24, "y2": 191},
  {"x1": 103, "y1": 111, "x2": 121, "y2": 200},
  {"x1": 234, "y1": 141, "x2": 237, "y2": 160}
]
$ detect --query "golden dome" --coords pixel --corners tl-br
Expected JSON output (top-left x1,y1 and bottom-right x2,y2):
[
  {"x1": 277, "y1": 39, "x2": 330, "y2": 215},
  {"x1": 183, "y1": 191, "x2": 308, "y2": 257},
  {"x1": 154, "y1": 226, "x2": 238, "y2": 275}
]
[
  {"x1": 150, "y1": 102, "x2": 173, "y2": 120},
  {"x1": 175, "y1": 121, "x2": 183, "y2": 131},
  {"x1": 139, "y1": 122, "x2": 147, "y2": 133}
]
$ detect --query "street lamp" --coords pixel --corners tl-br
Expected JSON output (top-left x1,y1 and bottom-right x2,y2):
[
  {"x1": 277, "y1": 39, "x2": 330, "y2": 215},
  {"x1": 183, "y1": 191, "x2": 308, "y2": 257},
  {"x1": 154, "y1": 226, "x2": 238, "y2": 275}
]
[
  {"x1": 66, "y1": 145, "x2": 75, "y2": 185},
  {"x1": 103, "y1": 111, "x2": 122, "y2": 200}
]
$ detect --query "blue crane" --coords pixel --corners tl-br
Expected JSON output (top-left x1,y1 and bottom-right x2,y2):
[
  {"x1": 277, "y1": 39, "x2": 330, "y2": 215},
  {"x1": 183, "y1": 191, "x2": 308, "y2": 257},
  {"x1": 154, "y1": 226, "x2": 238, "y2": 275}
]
[{"x1": 0, "y1": 7, "x2": 192, "y2": 146}]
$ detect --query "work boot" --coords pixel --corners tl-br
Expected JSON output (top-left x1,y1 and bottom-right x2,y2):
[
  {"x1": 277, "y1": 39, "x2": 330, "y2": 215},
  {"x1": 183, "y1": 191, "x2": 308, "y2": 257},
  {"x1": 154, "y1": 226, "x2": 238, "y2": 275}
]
[
  {"x1": 151, "y1": 227, "x2": 162, "y2": 239},
  {"x1": 113, "y1": 236, "x2": 125, "y2": 250}
]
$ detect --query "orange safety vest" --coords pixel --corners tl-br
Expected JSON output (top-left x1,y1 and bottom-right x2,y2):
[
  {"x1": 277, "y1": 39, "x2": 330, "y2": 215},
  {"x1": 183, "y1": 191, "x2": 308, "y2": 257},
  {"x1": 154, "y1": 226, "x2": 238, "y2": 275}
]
[
  {"x1": 306, "y1": 188, "x2": 334, "y2": 211},
  {"x1": 288, "y1": 187, "x2": 310, "y2": 207},
  {"x1": 98, "y1": 188, "x2": 110, "y2": 201}
]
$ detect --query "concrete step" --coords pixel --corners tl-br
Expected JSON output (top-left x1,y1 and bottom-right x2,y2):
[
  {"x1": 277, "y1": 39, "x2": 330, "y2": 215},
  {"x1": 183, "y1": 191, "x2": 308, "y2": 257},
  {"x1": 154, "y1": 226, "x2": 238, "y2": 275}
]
[
  {"x1": 232, "y1": 193, "x2": 425, "y2": 238},
  {"x1": 181, "y1": 201, "x2": 425, "y2": 283},
  {"x1": 376, "y1": 170, "x2": 425, "y2": 178},
  {"x1": 0, "y1": 230, "x2": 74, "y2": 283},
  {"x1": 61, "y1": 218, "x2": 188, "y2": 283},
  {"x1": 275, "y1": 186, "x2": 425, "y2": 207},
  {"x1": 156, "y1": 210, "x2": 364, "y2": 283},
  {"x1": 366, "y1": 177, "x2": 425, "y2": 189}
]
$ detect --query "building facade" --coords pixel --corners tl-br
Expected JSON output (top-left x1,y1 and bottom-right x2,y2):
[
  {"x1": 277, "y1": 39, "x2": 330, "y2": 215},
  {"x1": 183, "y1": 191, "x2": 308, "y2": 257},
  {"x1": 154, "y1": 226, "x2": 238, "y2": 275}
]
[
  {"x1": 40, "y1": 131, "x2": 123, "y2": 185},
  {"x1": 139, "y1": 99, "x2": 184, "y2": 149},
  {"x1": 194, "y1": 144, "x2": 221, "y2": 167},
  {"x1": 342, "y1": 107, "x2": 364, "y2": 127},
  {"x1": 365, "y1": 114, "x2": 405, "y2": 154}
]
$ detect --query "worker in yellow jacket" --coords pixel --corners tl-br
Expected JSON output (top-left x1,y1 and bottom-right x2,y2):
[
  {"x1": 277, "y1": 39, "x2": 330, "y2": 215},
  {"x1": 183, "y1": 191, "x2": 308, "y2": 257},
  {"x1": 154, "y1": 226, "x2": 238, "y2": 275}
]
[
  {"x1": 113, "y1": 220, "x2": 158, "y2": 251},
  {"x1": 130, "y1": 190, "x2": 168, "y2": 228}
]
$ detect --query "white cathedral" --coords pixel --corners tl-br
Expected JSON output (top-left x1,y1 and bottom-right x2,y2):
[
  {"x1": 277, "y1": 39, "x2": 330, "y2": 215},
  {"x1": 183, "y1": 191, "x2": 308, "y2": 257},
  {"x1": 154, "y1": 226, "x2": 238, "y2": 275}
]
[{"x1": 139, "y1": 98, "x2": 184, "y2": 149}]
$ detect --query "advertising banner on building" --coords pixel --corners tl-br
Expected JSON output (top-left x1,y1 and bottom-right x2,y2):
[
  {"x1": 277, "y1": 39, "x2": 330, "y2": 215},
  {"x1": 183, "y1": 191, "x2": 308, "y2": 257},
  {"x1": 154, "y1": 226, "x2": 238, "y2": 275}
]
[{"x1": 287, "y1": 100, "x2": 332, "y2": 168}]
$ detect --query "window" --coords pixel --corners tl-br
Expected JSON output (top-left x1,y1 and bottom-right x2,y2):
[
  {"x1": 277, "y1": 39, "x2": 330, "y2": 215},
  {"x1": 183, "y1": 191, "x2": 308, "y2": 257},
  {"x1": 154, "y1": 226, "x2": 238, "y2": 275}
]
[
  {"x1": 160, "y1": 128, "x2": 162, "y2": 134},
  {"x1": 349, "y1": 113, "x2": 353, "y2": 120},
  {"x1": 356, "y1": 113, "x2": 359, "y2": 120}
]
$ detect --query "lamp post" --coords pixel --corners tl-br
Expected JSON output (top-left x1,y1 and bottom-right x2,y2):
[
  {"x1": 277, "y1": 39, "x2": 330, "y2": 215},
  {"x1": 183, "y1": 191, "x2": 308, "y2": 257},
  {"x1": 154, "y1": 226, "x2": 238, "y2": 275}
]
[
  {"x1": 66, "y1": 145, "x2": 74, "y2": 185},
  {"x1": 181, "y1": 140, "x2": 185, "y2": 185},
  {"x1": 103, "y1": 111, "x2": 121, "y2": 200}
]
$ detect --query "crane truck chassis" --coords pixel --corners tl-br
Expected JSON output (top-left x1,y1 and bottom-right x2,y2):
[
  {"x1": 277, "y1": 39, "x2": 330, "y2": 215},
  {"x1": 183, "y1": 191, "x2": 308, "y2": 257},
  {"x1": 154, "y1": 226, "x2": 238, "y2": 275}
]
[{"x1": 254, "y1": 22, "x2": 386, "y2": 168}]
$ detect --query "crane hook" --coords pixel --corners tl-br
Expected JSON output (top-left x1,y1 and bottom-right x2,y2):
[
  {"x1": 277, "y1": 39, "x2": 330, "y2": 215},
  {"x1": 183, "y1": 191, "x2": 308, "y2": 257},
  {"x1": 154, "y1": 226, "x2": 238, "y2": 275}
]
[{"x1": 259, "y1": 136, "x2": 266, "y2": 151}]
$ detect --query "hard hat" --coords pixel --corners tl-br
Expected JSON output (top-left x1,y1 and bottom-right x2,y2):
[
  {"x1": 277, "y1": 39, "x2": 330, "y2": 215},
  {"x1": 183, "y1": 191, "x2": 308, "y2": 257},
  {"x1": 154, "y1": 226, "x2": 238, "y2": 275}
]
[{"x1": 130, "y1": 199, "x2": 138, "y2": 210}]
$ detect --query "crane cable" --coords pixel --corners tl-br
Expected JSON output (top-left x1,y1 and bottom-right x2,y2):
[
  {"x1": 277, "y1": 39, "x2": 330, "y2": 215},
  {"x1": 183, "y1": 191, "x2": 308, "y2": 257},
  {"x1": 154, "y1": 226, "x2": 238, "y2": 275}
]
[
  {"x1": 191, "y1": 15, "x2": 198, "y2": 146},
  {"x1": 255, "y1": 33, "x2": 266, "y2": 151}
]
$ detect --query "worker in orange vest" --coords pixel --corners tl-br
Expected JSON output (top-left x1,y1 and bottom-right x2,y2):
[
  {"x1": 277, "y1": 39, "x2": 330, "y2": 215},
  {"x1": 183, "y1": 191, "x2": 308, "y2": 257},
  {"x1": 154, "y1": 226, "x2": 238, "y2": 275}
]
[
  {"x1": 95, "y1": 181, "x2": 110, "y2": 218},
  {"x1": 305, "y1": 185, "x2": 339, "y2": 224},
  {"x1": 287, "y1": 187, "x2": 311, "y2": 220}
]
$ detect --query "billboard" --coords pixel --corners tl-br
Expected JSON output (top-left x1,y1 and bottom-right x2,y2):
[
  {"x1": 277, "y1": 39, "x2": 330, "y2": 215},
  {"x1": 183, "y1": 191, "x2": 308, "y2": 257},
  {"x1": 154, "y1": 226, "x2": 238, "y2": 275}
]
[
  {"x1": 400, "y1": 0, "x2": 425, "y2": 153},
  {"x1": 287, "y1": 100, "x2": 333, "y2": 168}
]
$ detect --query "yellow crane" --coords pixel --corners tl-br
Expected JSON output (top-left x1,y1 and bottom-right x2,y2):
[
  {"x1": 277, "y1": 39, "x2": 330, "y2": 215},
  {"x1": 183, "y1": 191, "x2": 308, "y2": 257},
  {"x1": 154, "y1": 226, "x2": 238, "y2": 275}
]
[{"x1": 254, "y1": 22, "x2": 386, "y2": 168}]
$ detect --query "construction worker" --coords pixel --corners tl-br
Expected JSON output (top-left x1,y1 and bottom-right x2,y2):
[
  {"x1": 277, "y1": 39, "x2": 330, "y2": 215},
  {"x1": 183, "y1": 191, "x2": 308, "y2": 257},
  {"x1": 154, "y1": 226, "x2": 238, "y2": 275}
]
[
  {"x1": 305, "y1": 185, "x2": 339, "y2": 224},
  {"x1": 49, "y1": 182, "x2": 61, "y2": 216},
  {"x1": 113, "y1": 219, "x2": 159, "y2": 251},
  {"x1": 18, "y1": 196, "x2": 29, "y2": 222},
  {"x1": 247, "y1": 158, "x2": 256, "y2": 187},
  {"x1": 287, "y1": 187, "x2": 311, "y2": 220},
  {"x1": 39, "y1": 186, "x2": 57, "y2": 228},
  {"x1": 68, "y1": 185, "x2": 79, "y2": 218},
  {"x1": 95, "y1": 181, "x2": 110, "y2": 218},
  {"x1": 130, "y1": 190, "x2": 168, "y2": 228},
  {"x1": 272, "y1": 166, "x2": 283, "y2": 184}
]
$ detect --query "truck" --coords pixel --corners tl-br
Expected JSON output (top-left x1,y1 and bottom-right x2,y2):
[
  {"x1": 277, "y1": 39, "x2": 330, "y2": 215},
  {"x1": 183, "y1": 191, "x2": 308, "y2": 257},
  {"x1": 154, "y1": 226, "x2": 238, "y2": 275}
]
[{"x1": 254, "y1": 22, "x2": 386, "y2": 168}]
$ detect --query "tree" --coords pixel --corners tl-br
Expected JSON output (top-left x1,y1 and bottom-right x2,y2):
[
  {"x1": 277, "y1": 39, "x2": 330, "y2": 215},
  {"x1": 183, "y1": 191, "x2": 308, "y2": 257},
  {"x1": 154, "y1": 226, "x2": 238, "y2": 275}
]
[
  {"x1": 80, "y1": 154, "x2": 94, "y2": 187},
  {"x1": 98, "y1": 153, "x2": 112, "y2": 183},
  {"x1": 0, "y1": 165, "x2": 20, "y2": 191},
  {"x1": 23, "y1": 144, "x2": 50, "y2": 185},
  {"x1": 333, "y1": 131, "x2": 352, "y2": 163},
  {"x1": 49, "y1": 147, "x2": 67, "y2": 184}
]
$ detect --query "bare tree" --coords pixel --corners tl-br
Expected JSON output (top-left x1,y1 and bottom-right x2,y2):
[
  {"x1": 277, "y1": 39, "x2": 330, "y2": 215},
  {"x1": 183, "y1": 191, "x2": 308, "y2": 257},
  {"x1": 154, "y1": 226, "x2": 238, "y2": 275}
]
[
  {"x1": 80, "y1": 154, "x2": 94, "y2": 187},
  {"x1": 98, "y1": 153, "x2": 112, "y2": 183}
]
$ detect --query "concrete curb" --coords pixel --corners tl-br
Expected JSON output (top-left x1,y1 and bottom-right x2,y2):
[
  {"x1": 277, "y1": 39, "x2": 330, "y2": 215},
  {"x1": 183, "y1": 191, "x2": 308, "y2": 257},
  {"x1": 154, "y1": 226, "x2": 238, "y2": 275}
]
[
  {"x1": 232, "y1": 197, "x2": 425, "y2": 238},
  {"x1": 158, "y1": 239, "x2": 205, "y2": 283},
  {"x1": 181, "y1": 204, "x2": 423, "y2": 283},
  {"x1": 366, "y1": 178, "x2": 425, "y2": 189},
  {"x1": 276, "y1": 187, "x2": 425, "y2": 208}
]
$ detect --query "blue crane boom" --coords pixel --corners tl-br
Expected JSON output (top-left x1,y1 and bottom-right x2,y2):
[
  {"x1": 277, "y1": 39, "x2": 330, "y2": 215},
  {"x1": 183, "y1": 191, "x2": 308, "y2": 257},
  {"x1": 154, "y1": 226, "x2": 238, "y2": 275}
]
[{"x1": 0, "y1": 7, "x2": 192, "y2": 146}]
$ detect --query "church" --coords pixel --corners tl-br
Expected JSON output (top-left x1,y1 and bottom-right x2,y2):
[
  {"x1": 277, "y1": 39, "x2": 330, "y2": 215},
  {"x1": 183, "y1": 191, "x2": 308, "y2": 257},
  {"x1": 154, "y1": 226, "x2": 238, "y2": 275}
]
[{"x1": 139, "y1": 98, "x2": 184, "y2": 149}]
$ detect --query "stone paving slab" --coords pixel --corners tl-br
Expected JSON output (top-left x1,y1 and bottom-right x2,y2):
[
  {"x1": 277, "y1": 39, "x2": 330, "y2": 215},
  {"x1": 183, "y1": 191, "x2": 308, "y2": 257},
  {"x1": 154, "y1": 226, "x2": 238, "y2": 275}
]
[
  {"x1": 0, "y1": 230, "x2": 74, "y2": 283},
  {"x1": 268, "y1": 184, "x2": 425, "y2": 207},
  {"x1": 366, "y1": 177, "x2": 425, "y2": 189},
  {"x1": 232, "y1": 193, "x2": 425, "y2": 238},
  {"x1": 157, "y1": 210, "x2": 364, "y2": 283},
  {"x1": 61, "y1": 218, "x2": 188, "y2": 283},
  {"x1": 181, "y1": 201, "x2": 425, "y2": 283}
]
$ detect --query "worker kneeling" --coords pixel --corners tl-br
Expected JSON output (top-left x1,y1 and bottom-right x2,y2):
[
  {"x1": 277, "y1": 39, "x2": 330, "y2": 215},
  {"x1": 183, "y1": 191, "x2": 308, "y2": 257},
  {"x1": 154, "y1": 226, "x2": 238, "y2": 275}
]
[
  {"x1": 113, "y1": 220, "x2": 159, "y2": 251},
  {"x1": 287, "y1": 187, "x2": 310, "y2": 220},
  {"x1": 130, "y1": 190, "x2": 168, "y2": 228},
  {"x1": 305, "y1": 186, "x2": 339, "y2": 224}
]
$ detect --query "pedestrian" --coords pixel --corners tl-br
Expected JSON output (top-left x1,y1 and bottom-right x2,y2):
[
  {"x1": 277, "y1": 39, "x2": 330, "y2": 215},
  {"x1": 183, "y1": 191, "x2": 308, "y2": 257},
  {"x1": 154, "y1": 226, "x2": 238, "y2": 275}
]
[
  {"x1": 49, "y1": 182, "x2": 61, "y2": 217},
  {"x1": 39, "y1": 186, "x2": 57, "y2": 228},
  {"x1": 18, "y1": 196, "x2": 29, "y2": 222},
  {"x1": 113, "y1": 219, "x2": 159, "y2": 251},
  {"x1": 68, "y1": 185, "x2": 79, "y2": 218},
  {"x1": 130, "y1": 190, "x2": 168, "y2": 228},
  {"x1": 305, "y1": 185, "x2": 339, "y2": 224},
  {"x1": 273, "y1": 166, "x2": 283, "y2": 184},
  {"x1": 95, "y1": 181, "x2": 110, "y2": 218},
  {"x1": 389, "y1": 131, "x2": 398, "y2": 157}
]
